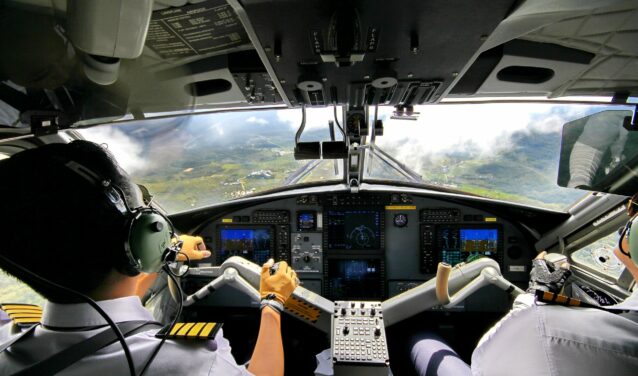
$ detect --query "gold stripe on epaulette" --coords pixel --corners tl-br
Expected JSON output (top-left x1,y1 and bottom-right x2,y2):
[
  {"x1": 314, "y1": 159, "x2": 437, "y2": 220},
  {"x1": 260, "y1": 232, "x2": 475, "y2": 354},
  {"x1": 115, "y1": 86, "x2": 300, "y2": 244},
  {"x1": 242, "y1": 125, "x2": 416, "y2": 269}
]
[
  {"x1": 1, "y1": 304, "x2": 42, "y2": 311},
  {"x1": 5, "y1": 311, "x2": 42, "y2": 317},
  {"x1": 176, "y1": 322, "x2": 195, "y2": 336},
  {"x1": 13, "y1": 318, "x2": 41, "y2": 324},
  {"x1": 8, "y1": 313, "x2": 42, "y2": 318},
  {"x1": 156, "y1": 322, "x2": 221, "y2": 340},
  {"x1": 199, "y1": 323, "x2": 216, "y2": 338},
  {"x1": 187, "y1": 322, "x2": 206, "y2": 337}
]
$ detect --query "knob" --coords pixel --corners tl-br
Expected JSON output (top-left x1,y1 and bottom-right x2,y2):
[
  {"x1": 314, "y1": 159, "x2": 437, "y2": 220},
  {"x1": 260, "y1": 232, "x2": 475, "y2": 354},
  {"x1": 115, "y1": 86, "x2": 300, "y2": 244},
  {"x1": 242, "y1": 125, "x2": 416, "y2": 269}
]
[
  {"x1": 351, "y1": 302, "x2": 355, "y2": 308},
  {"x1": 343, "y1": 326, "x2": 349, "y2": 335},
  {"x1": 303, "y1": 255, "x2": 311, "y2": 263},
  {"x1": 341, "y1": 307, "x2": 346, "y2": 316},
  {"x1": 360, "y1": 302, "x2": 365, "y2": 308},
  {"x1": 374, "y1": 326, "x2": 381, "y2": 336},
  {"x1": 371, "y1": 308, "x2": 376, "y2": 315}
]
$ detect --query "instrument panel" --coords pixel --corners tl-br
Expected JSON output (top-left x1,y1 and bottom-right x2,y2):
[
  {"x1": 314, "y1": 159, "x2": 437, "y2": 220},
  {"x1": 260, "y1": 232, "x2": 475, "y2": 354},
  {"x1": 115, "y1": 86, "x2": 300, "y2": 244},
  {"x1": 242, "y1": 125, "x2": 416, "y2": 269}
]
[{"x1": 196, "y1": 192, "x2": 535, "y2": 306}]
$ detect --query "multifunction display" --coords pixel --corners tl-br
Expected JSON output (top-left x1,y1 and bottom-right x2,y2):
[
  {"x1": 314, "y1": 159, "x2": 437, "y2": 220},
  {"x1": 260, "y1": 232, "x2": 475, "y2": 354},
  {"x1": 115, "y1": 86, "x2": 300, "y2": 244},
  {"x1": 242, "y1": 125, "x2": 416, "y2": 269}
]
[
  {"x1": 326, "y1": 258, "x2": 383, "y2": 300},
  {"x1": 439, "y1": 226, "x2": 499, "y2": 266},
  {"x1": 327, "y1": 210, "x2": 382, "y2": 250},
  {"x1": 217, "y1": 227, "x2": 273, "y2": 265}
]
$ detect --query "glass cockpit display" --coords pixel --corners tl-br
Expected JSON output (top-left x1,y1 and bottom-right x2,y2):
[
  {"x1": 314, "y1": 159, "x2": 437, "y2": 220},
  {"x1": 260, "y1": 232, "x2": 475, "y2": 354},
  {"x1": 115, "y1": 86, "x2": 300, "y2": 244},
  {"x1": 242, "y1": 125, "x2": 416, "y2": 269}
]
[
  {"x1": 327, "y1": 210, "x2": 382, "y2": 250},
  {"x1": 439, "y1": 227, "x2": 499, "y2": 266},
  {"x1": 218, "y1": 227, "x2": 273, "y2": 265},
  {"x1": 326, "y1": 259, "x2": 383, "y2": 300},
  {"x1": 297, "y1": 211, "x2": 317, "y2": 230}
]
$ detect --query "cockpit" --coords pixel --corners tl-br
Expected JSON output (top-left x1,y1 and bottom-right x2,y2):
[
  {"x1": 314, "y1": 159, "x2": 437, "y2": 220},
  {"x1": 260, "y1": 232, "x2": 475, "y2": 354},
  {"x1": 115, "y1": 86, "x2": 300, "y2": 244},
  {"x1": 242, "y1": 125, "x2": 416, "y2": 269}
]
[{"x1": 1, "y1": 0, "x2": 638, "y2": 375}]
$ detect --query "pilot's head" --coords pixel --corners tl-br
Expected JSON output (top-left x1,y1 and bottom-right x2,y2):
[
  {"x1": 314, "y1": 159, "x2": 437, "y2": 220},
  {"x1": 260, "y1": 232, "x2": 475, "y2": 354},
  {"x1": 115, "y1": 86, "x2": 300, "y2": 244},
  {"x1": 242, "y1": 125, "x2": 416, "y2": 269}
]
[{"x1": 0, "y1": 140, "x2": 144, "y2": 302}]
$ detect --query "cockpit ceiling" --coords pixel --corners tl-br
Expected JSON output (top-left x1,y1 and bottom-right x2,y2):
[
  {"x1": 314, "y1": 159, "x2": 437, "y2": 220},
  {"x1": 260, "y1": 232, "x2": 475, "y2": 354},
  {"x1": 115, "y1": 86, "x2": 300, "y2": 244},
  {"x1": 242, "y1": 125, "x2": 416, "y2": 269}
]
[
  {"x1": 1, "y1": 0, "x2": 638, "y2": 126},
  {"x1": 450, "y1": 0, "x2": 638, "y2": 99}
]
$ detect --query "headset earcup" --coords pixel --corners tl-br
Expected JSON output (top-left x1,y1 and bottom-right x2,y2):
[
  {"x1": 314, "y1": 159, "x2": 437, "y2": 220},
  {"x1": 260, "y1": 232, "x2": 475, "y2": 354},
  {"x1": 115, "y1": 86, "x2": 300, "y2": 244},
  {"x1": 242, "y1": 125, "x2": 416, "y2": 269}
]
[
  {"x1": 629, "y1": 219, "x2": 638, "y2": 266},
  {"x1": 128, "y1": 211, "x2": 173, "y2": 273}
]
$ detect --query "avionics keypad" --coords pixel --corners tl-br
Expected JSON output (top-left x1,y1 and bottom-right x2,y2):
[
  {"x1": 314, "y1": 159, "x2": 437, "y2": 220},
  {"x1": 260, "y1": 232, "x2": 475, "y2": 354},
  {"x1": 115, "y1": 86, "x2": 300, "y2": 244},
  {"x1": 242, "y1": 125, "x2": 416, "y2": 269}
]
[{"x1": 331, "y1": 301, "x2": 389, "y2": 375}]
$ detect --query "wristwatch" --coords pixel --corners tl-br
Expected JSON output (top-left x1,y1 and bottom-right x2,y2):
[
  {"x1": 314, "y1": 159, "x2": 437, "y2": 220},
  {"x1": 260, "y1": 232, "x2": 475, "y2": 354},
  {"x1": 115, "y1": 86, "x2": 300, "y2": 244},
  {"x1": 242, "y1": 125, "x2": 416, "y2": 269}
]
[{"x1": 260, "y1": 293, "x2": 284, "y2": 313}]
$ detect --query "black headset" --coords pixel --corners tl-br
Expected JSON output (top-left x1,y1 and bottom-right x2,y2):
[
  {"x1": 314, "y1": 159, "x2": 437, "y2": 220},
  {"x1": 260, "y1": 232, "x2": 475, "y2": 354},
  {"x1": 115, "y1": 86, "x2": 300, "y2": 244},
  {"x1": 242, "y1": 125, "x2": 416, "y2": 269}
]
[{"x1": 64, "y1": 160, "x2": 178, "y2": 276}]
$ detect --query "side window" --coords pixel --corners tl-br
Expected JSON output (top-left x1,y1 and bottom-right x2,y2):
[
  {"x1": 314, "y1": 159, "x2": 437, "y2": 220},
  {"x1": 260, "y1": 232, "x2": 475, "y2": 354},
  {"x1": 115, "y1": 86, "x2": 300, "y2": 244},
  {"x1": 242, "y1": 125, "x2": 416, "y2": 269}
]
[
  {"x1": 0, "y1": 270, "x2": 45, "y2": 306},
  {"x1": 571, "y1": 231, "x2": 626, "y2": 280}
]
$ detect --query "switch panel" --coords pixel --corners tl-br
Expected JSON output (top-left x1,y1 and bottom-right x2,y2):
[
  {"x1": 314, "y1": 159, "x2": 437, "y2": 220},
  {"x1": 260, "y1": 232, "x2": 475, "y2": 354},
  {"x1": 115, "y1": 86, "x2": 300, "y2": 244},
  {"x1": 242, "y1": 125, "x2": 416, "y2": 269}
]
[{"x1": 291, "y1": 232, "x2": 322, "y2": 273}]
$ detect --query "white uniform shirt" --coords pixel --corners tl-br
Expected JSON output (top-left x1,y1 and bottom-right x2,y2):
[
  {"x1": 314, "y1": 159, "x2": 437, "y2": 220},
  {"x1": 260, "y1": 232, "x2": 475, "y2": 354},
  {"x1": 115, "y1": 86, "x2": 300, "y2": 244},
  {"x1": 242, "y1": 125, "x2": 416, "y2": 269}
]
[
  {"x1": 471, "y1": 290, "x2": 638, "y2": 376},
  {"x1": 0, "y1": 296, "x2": 253, "y2": 375}
]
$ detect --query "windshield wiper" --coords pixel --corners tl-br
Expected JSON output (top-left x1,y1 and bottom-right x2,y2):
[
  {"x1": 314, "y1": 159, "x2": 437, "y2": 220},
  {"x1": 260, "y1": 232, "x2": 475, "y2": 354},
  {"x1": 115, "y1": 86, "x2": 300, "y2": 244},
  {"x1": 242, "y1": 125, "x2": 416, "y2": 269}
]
[{"x1": 365, "y1": 144, "x2": 423, "y2": 183}]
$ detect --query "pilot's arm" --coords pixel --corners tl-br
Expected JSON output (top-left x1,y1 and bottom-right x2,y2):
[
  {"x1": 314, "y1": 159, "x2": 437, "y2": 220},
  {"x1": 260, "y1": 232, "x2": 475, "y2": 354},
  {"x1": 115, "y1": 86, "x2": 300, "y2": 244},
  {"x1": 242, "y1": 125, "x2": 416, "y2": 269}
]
[
  {"x1": 135, "y1": 235, "x2": 211, "y2": 299},
  {"x1": 249, "y1": 259, "x2": 298, "y2": 376},
  {"x1": 471, "y1": 252, "x2": 572, "y2": 375}
]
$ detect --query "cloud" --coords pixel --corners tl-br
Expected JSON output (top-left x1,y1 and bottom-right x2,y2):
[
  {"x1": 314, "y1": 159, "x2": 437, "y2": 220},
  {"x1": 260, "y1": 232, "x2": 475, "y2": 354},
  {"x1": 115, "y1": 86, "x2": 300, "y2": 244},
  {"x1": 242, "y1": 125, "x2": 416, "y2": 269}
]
[
  {"x1": 373, "y1": 103, "x2": 599, "y2": 173},
  {"x1": 78, "y1": 126, "x2": 148, "y2": 174},
  {"x1": 246, "y1": 116, "x2": 269, "y2": 125},
  {"x1": 276, "y1": 107, "x2": 342, "y2": 131}
]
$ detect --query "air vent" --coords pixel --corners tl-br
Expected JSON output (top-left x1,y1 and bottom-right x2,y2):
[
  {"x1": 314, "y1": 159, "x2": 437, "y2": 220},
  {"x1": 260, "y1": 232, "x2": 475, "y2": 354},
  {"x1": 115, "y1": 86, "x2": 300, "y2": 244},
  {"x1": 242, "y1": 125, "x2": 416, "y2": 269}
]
[
  {"x1": 497, "y1": 66, "x2": 554, "y2": 84},
  {"x1": 186, "y1": 79, "x2": 232, "y2": 97}
]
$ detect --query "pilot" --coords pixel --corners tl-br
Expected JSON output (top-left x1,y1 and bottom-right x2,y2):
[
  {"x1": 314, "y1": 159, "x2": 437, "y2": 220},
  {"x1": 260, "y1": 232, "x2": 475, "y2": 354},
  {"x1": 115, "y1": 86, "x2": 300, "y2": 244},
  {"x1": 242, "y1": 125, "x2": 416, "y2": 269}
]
[
  {"x1": 0, "y1": 140, "x2": 298, "y2": 375},
  {"x1": 411, "y1": 195, "x2": 638, "y2": 376}
]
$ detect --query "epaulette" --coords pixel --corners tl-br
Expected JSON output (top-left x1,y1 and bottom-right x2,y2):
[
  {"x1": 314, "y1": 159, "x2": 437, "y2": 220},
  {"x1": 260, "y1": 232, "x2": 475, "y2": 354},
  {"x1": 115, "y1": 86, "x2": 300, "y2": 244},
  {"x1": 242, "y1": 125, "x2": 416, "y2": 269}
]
[
  {"x1": 534, "y1": 290, "x2": 599, "y2": 309},
  {"x1": 0, "y1": 303, "x2": 42, "y2": 327},
  {"x1": 155, "y1": 322, "x2": 222, "y2": 340}
]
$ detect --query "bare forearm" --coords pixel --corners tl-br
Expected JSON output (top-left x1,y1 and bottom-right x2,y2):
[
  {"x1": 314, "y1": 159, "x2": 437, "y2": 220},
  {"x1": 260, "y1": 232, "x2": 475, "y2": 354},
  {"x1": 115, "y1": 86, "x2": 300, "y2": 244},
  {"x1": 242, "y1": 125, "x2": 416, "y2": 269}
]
[{"x1": 248, "y1": 306, "x2": 284, "y2": 376}]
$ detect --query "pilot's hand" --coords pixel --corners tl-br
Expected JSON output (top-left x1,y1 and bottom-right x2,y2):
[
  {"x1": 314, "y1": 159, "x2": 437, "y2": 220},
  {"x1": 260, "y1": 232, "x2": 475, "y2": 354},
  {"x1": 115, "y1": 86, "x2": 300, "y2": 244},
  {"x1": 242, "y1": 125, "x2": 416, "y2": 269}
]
[
  {"x1": 527, "y1": 251, "x2": 571, "y2": 294},
  {"x1": 173, "y1": 235, "x2": 211, "y2": 261},
  {"x1": 260, "y1": 259, "x2": 298, "y2": 305}
]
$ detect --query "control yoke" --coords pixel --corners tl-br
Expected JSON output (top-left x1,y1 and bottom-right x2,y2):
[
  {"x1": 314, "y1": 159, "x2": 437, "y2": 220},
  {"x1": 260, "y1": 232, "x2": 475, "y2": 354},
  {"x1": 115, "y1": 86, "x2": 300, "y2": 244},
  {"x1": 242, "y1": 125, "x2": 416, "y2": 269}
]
[
  {"x1": 184, "y1": 257, "x2": 335, "y2": 333},
  {"x1": 382, "y1": 258, "x2": 524, "y2": 327},
  {"x1": 182, "y1": 256, "x2": 524, "y2": 334}
]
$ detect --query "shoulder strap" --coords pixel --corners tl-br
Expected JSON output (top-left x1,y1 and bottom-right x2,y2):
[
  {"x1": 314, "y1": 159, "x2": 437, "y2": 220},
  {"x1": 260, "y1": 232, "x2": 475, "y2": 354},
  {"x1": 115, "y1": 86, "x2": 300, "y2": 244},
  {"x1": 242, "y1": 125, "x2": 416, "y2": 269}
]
[
  {"x1": 0, "y1": 324, "x2": 37, "y2": 354},
  {"x1": 11, "y1": 320, "x2": 161, "y2": 376}
]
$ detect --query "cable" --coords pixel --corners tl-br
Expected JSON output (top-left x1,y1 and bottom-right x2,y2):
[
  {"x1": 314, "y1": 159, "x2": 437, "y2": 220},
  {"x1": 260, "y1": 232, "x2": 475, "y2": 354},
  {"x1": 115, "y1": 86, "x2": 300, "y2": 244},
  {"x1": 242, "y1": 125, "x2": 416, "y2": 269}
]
[
  {"x1": 294, "y1": 104, "x2": 307, "y2": 144},
  {"x1": 139, "y1": 263, "x2": 184, "y2": 376},
  {"x1": 0, "y1": 254, "x2": 137, "y2": 376},
  {"x1": 333, "y1": 104, "x2": 345, "y2": 137}
]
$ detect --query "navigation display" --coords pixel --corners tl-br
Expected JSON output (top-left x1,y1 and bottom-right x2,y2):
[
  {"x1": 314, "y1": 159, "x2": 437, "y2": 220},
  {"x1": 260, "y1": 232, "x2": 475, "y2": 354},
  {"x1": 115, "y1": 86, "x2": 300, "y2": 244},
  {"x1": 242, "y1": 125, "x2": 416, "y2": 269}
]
[
  {"x1": 218, "y1": 228, "x2": 272, "y2": 265},
  {"x1": 327, "y1": 210, "x2": 382, "y2": 250},
  {"x1": 439, "y1": 226, "x2": 499, "y2": 266},
  {"x1": 327, "y1": 259, "x2": 383, "y2": 300}
]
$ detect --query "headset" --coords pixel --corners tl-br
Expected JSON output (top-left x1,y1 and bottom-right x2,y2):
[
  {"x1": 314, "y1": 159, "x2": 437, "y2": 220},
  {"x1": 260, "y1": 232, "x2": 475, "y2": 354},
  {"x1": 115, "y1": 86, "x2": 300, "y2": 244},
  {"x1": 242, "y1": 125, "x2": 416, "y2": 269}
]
[
  {"x1": 619, "y1": 214, "x2": 638, "y2": 264},
  {"x1": 64, "y1": 160, "x2": 179, "y2": 275}
]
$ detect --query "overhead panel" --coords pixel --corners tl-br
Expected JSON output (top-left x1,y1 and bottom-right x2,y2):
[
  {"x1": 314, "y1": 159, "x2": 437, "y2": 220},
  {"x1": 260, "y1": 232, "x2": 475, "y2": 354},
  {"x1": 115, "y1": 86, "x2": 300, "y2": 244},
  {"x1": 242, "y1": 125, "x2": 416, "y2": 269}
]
[{"x1": 240, "y1": 0, "x2": 516, "y2": 107}]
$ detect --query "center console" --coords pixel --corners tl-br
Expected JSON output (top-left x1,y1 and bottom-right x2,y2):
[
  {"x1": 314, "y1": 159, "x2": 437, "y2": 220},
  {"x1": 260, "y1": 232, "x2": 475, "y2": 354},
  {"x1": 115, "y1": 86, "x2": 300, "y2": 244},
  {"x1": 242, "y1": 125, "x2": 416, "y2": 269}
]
[{"x1": 323, "y1": 194, "x2": 386, "y2": 300}]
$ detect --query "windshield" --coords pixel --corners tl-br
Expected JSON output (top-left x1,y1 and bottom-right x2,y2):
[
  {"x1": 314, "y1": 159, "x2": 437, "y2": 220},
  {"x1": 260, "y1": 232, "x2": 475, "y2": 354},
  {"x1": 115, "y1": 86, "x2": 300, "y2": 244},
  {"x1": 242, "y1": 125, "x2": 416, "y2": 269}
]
[
  {"x1": 77, "y1": 109, "x2": 343, "y2": 213},
  {"x1": 368, "y1": 103, "x2": 634, "y2": 210},
  {"x1": 76, "y1": 103, "x2": 632, "y2": 213}
]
